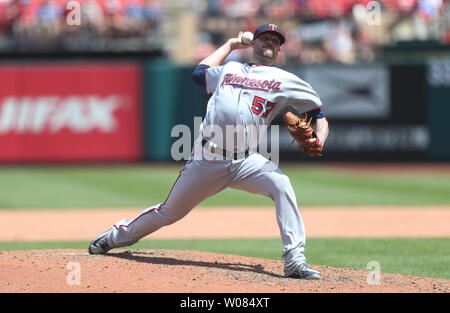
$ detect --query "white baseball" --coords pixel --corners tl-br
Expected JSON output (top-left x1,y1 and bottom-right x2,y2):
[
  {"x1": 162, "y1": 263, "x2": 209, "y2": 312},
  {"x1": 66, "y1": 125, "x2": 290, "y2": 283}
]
[{"x1": 241, "y1": 31, "x2": 254, "y2": 44}]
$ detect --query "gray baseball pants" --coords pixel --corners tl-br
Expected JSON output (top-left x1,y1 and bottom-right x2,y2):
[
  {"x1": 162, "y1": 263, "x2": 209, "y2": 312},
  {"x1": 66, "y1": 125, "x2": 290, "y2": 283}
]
[{"x1": 108, "y1": 142, "x2": 307, "y2": 275}]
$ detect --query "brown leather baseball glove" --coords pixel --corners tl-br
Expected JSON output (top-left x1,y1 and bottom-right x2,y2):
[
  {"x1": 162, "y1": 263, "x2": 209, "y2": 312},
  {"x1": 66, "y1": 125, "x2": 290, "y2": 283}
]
[{"x1": 283, "y1": 111, "x2": 323, "y2": 157}]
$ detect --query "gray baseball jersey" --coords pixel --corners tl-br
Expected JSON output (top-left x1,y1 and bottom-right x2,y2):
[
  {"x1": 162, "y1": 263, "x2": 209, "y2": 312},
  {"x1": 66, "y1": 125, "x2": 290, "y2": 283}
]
[
  {"x1": 200, "y1": 61, "x2": 323, "y2": 152},
  {"x1": 105, "y1": 61, "x2": 324, "y2": 276}
]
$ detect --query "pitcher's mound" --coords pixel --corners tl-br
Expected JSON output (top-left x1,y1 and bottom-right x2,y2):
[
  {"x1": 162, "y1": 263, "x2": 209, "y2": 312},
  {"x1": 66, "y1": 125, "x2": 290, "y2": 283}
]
[{"x1": 1, "y1": 249, "x2": 448, "y2": 293}]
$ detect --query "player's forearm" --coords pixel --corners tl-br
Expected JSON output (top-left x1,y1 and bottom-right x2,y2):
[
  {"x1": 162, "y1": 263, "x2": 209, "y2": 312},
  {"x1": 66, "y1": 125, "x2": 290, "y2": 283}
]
[
  {"x1": 315, "y1": 118, "x2": 329, "y2": 145},
  {"x1": 199, "y1": 33, "x2": 248, "y2": 67},
  {"x1": 198, "y1": 40, "x2": 234, "y2": 67}
]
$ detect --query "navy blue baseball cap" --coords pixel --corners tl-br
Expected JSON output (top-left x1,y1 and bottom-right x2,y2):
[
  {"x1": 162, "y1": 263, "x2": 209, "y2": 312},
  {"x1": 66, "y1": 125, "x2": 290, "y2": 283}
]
[{"x1": 253, "y1": 24, "x2": 286, "y2": 45}]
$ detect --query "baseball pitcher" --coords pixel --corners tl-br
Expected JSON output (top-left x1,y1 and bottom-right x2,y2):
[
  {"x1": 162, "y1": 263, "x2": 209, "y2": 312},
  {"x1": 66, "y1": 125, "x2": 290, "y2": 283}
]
[{"x1": 89, "y1": 24, "x2": 329, "y2": 280}]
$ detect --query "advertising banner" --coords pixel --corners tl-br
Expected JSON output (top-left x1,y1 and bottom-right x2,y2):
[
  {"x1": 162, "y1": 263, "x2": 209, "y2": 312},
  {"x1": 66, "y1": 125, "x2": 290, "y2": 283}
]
[
  {"x1": 278, "y1": 63, "x2": 429, "y2": 161},
  {"x1": 301, "y1": 64, "x2": 390, "y2": 120},
  {"x1": 426, "y1": 58, "x2": 450, "y2": 160},
  {"x1": 0, "y1": 63, "x2": 142, "y2": 162}
]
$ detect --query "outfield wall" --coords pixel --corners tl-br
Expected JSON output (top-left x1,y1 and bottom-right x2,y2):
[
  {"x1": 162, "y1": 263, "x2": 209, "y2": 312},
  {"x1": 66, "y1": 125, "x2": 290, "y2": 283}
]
[
  {"x1": 0, "y1": 62, "x2": 143, "y2": 163},
  {"x1": 0, "y1": 58, "x2": 449, "y2": 163}
]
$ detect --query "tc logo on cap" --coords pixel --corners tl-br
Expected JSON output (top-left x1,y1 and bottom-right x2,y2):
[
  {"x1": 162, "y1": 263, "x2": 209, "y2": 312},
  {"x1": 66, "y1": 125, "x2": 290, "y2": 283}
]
[{"x1": 253, "y1": 24, "x2": 286, "y2": 45}]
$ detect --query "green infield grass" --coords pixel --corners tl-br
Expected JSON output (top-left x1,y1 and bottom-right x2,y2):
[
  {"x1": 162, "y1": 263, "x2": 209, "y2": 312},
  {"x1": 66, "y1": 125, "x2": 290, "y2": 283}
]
[
  {"x1": 1, "y1": 165, "x2": 448, "y2": 280},
  {"x1": 0, "y1": 164, "x2": 449, "y2": 209},
  {"x1": 0, "y1": 238, "x2": 449, "y2": 280}
]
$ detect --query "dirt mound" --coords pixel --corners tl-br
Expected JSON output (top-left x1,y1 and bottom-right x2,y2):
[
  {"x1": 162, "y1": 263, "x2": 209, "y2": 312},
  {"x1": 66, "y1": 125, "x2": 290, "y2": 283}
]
[{"x1": 1, "y1": 249, "x2": 449, "y2": 293}]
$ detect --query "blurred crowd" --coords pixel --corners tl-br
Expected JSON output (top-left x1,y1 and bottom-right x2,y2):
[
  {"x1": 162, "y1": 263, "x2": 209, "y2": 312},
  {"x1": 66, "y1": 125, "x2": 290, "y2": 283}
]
[
  {"x1": 0, "y1": 0, "x2": 162, "y2": 51},
  {"x1": 197, "y1": 0, "x2": 450, "y2": 64},
  {"x1": 0, "y1": 0, "x2": 449, "y2": 62}
]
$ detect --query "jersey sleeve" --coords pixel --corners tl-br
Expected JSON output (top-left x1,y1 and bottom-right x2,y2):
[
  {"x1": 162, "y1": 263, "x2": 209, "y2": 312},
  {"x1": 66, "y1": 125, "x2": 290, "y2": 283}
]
[
  {"x1": 192, "y1": 64, "x2": 224, "y2": 94},
  {"x1": 302, "y1": 107, "x2": 326, "y2": 123},
  {"x1": 285, "y1": 74, "x2": 323, "y2": 114},
  {"x1": 204, "y1": 65, "x2": 225, "y2": 94},
  {"x1": 192, "y1": 64, "x2": 209, "y2": 88}
]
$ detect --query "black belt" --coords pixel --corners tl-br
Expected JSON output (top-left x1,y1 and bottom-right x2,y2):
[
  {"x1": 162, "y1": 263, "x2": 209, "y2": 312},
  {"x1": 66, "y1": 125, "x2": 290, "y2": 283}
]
[{"x1": 201, "y1": 139, "x2": 249, "y2": 160}]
